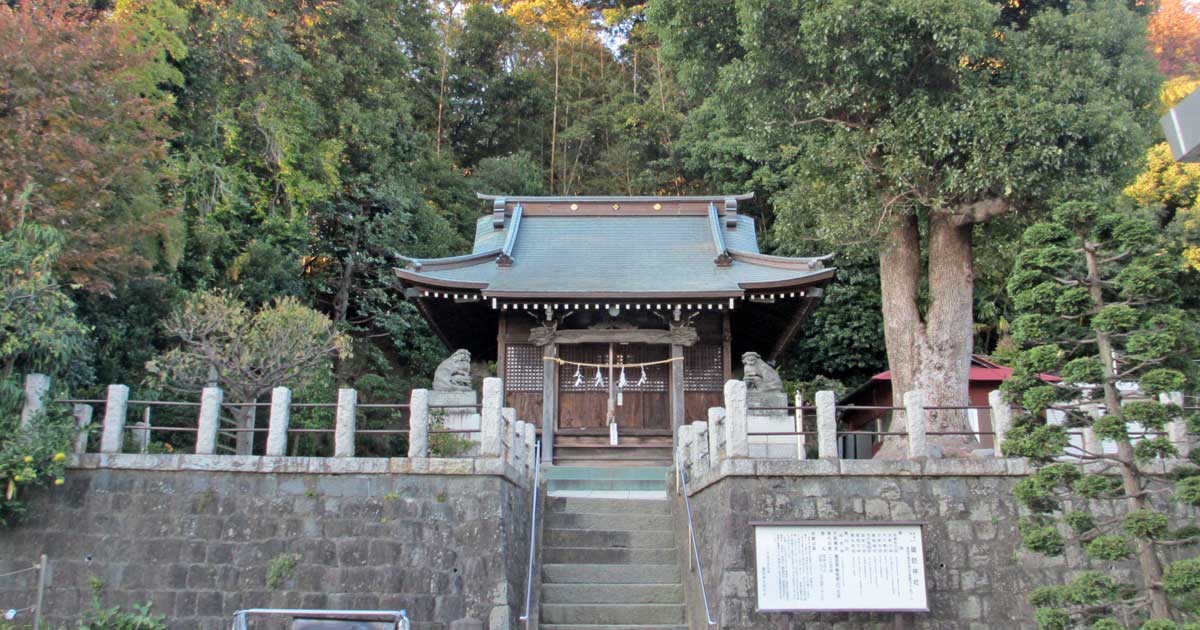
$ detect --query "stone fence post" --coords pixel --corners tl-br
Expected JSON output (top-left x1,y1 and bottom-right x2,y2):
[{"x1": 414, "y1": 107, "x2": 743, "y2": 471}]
[
  {"x1": 513, "y1": 421, "x2": 527, "y2": 467},
  {"x1": 334, "y1": 388, "x2": 358, "y2": 457},
  {"x1": 691, "y1": 421, "x2": 709, "y2": 471},
  {"x1": 707, "y1": 407, "x2": 725, "y2": 467},
  {"x1": 723, "y1": 380, "x2": 748, "y2": 458},
  {"x1": 1161, "y1": 391, "x2": 1191, "y2": 459},
  {"x1": 815, "y1": 390, "x2": 837, "y2": 459},
  {"x1": 504, "y1": 408, "x2": 517, "y2": 465},
  {"x1": 677, "y1": 423, "x2": 694, "y2": 474},
  {"x1": 266, "y1": 387, "x2": 292, "y2": 457},
  {"x1": 480, "y1": 377, "x2": 505, "y2": 458},
  {"x1": 795, "y1": 390, "x2": 807, "y2": 460},
  {"x1": 99, "y1": 384, "x2": 130, "y2": 454},
  {"x1": 524, "y1": 424, "x2": 536, "y2": 474},
  {"x1": 195, "y1": 386, "x2": 223, "y2": 455},
  {"x1": 904, "y1": 390, "x2": 928, "y2": 460},
  {"x1": 132, "y1": 409, "x2": 152, "y2": 453},
  {"x1": 988, "y1": 390, "x2": 1012, "y2": 457},
  {"x1": 20, "y1": 373, "x2": 50, "y2": 429},
  {"x1": 408, "y1": 388, "x2": 430, "y2": 458},
  {"x1": 72, "y1": 404, "x2": 93, "y2": 453}
]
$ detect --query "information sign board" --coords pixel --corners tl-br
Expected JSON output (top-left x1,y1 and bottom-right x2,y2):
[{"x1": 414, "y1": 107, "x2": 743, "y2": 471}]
[{"x1": 753, "y1": 521, "x2": 928, "y2": 612}]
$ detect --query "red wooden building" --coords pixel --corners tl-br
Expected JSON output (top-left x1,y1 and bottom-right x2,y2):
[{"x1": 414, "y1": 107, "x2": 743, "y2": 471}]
[
  {"x1": 394, "y1": 194, "x2": 834, "y2": 463},
  {"x1": 839, "y1": 355, "x2": 1059, "y2": 455}
]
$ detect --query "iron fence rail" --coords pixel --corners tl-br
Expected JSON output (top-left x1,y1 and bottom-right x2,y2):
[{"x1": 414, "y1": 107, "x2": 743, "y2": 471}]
[
  {"x1": 518, "y1": 441, "x2": 542, "y2": 630},
  {"x1": 677, "y1": 459, "x2": 718, "y2": 627},
  {"x1": 230, "y1": 608, "x2": 409, "y2": 630}
]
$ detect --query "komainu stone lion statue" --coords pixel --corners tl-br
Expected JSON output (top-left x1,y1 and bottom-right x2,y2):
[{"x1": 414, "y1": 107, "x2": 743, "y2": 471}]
[
  {"x1": 742, "y1": 351, "x2": 783, "y2": 393},
  {"x1": 433, "y1": 349, "x2": 473, "y2": 391}
]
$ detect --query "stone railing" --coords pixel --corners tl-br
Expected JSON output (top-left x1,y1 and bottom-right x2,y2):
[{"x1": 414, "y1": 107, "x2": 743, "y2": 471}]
[
  {"x1": 17, "y1": 374, "x2": 537, "y2": 485},
  {"x1": 677, "y1": 380, "x2": 1195, "y2": 490}
]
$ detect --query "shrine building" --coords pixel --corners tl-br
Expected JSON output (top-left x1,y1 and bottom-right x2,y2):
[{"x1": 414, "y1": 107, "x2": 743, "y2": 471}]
[{"x1": 394, "y1": 194, "x2": 835, "y2": 463}]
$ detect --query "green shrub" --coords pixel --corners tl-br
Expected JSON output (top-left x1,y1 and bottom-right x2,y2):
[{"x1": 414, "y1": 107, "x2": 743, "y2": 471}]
[{"x1": 78, "y1": 577, "x2": 166, "y2": 630}]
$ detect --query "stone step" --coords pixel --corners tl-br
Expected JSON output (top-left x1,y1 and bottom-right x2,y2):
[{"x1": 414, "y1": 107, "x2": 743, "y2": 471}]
[
  {"x1": 547, "y1": 496, "x2": 671, "y2": 515},
  {"x1": 555, "y1": 433, "x2": 672, "y2": 446},
  {"x1": 544, "y1": 466, "x2": 671, "y2": 481},
  {"x1": 554, "y1": 446, "x2": 674, "y2": 467},
  {"x1": 545, "y1": 511, "x2": 673, "y2": 531},
  {"x1": 539, "y1": 625, "x2": 686, "y2": 630},
  {"x1": 543, "y1": 546, "x2": 676, "y2": 565},
  {"x1": 542, "y1": 583, "x2": 684, "y2": 605},
  {"x1": 548, "y1": 478, "x2": 667, "y2": 492},
  {"x1": 544, "y1": 528, "x2": 674, "y2": 549},
  {"x1": 540, "y1": 604, "x2": 685, "y2": 625},
  {"x1": 542, "y1": 563, "x2": 681, "y2": 584},
  {"x1": 547, "y1": 490, "x2": 670, "y2": 500}
]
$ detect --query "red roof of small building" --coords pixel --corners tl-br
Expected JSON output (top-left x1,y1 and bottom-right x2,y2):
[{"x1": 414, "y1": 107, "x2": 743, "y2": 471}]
[{"x1": 868, "y1": 355, "x2": 1060, "y2": 383}]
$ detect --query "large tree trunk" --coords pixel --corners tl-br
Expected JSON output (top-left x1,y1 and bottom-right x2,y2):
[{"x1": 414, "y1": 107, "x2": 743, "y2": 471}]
[
  {"x1": 233, "y1": 404, "x2": 256, "y2": 455},
  {"x1": 875, "y1": 212, "x2": 977, "y2": 458}
]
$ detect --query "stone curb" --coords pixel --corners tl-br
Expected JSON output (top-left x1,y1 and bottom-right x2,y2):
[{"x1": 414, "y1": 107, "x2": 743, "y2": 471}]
[
  {"x1": 685, "y1": 455, "x2": 1187, "y2": 496},
  {"x1": 688, "y1": 457, "x2": 1036, "y2": 495},
  {"x1": 68, "y1": 453, "x2": 531, "y2": 487}
]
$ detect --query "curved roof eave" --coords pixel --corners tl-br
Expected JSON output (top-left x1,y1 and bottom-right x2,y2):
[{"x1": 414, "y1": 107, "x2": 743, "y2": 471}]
[
  {"x1": 397, "y1": 248, "x2": 501, "y2": 271},
  {"x1": 729, "y1": 250, "x2": 834, "y2": 271},
  {"x1": 738, "y1": 268, "x2": 837, "y2": 290},
  {"x1": 394, "y1": 268, "x2": 837, "y2": 297},
  {"x1": 393, "y1": 268, "x2": 489, "y2": 290}
]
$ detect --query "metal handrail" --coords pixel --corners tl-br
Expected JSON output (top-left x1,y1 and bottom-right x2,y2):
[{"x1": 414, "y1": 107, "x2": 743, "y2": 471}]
[
  {"x1": 518, "y1": 441, "x2": 542, "y2": 630},
  {"x1": 676, "y1": 459, "x2": 718, "y2": 627},
  {"x1": 230, "y1": 608, "x2": 409, "y2": 630}
]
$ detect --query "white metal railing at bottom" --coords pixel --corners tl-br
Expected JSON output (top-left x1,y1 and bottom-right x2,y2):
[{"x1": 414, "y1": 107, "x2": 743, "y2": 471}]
[
  {"x1": 230, "y1": 608, "x2": 409, "y2": 630},
  {"x1": 518, "y1": 441, "x2": 543, "y2": 630},
  {"x1": 676, "y1": 459, "x2": 718, "y2": 627}
]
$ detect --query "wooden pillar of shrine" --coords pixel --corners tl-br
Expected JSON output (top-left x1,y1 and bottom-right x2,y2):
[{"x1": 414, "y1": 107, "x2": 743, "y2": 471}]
[
  {"x1": 670, "y1": 344, "x2": 685, "y2": 436},
  {"x1": 541, "y1": 343, "x2": 557, "y2": 462}
]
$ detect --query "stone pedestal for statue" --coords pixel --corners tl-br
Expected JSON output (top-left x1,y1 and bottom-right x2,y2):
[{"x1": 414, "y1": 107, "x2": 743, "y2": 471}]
[
  {"x1": 748, "y1": 391, "x2": 794, "y2": 458},
  {"x1": 428, "y1": 349, "x2": 482, "y2": 456},
  {"x1": 741, "y1": 351, "x2": 796, "y2": 458},
  {"x1": 429, "y1": 390, "x2": 481, "y2": 456}
]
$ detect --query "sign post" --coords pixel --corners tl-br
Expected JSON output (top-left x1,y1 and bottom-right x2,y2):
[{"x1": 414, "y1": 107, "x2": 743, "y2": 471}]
[{"x1": 752, "y1": 521, "x2": 928, "y2": 614}]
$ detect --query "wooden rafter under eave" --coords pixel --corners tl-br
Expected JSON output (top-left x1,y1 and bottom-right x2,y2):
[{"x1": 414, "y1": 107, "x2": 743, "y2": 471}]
[{"x1": 767, "y1": 290, "x2": 824, "y2": 363}]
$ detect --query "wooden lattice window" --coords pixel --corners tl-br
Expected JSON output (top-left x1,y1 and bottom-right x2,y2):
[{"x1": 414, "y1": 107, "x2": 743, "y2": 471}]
[
  {"x1": 504, "y1": 344, "x2": 543, "y2": 392},
  {"x1": 683, "y1": 343, "x2": 723, "y2": 392},
  {"x1": 613, "y1": 345, "x2": 669, "y2": 393},
  {"x1": 556, "y1": 344, "x2": 670, "y2": 393},
  {"x1": 559, "y1": 345, "x2": 610, "y2": 392}
]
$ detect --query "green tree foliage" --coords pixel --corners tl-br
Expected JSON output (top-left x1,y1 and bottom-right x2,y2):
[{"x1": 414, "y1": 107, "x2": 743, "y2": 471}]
[
  {"x1": 0, "y1": 1, "x2": 181, "y2": 291},
  {"x1": 649, "y1": 0, "x2": 1162, "y2": 455},
  {"x1": 146, "y1": 291, "x2": 350, "y2": 453},
  {"x1": 162, "y1": 0, "x2": 475, "y2": 392},
  {"x1": 442, "y1": 4, "x2": 550, "y2": 169},
  {"x1": 0, "y1": 225, "x2": 90, "y2": 381},
  {"x1": 0, "y1": 225, "x2": 85, "y2": 526},
  {"x1": 1003, "y1": 200, "x2": 1200, "y2": 626},
  {"x1": 777, "y1": 255, "x2": 887, "y2": 389},
  {"x1": 0, "y1": 411, "x2": 75, "y2": 527},
  {"x1": 1124, "y1": 76, "x2": 1200, "y2": 274}
]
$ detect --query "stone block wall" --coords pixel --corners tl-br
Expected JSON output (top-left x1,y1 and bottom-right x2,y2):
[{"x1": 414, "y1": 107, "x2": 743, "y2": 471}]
[
  {"x1": 679, "y1": 460, "x2": 1194, "y2": 630},
  {"x1": 0, "y1": 460, "x2": 531, "y2": 630}
]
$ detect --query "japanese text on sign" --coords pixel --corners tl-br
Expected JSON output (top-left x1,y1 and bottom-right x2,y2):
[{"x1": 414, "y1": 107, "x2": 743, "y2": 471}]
[{"x1": 754, "y1": 523, "x2": 927, "y2": 612}]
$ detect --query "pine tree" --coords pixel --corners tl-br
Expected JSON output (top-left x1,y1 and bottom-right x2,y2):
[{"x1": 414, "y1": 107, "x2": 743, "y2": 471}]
[{"x1": 1002, "y1": 200, "x2": 1200, "y2": 628}]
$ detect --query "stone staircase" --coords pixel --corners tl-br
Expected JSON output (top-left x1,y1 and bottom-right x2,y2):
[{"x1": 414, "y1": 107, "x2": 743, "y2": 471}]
[
  {"x1": 553, "y1": 435, "x2": 674, "y2": 467},
  {"x1": 539, "y1": 467, "x2": 686, "y2": 630}
]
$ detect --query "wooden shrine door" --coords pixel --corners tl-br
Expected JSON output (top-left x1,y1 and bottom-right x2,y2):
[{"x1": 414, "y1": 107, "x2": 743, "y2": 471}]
[{"x1": 557, "y1": 343, "x2": 671, "y2": 432}]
